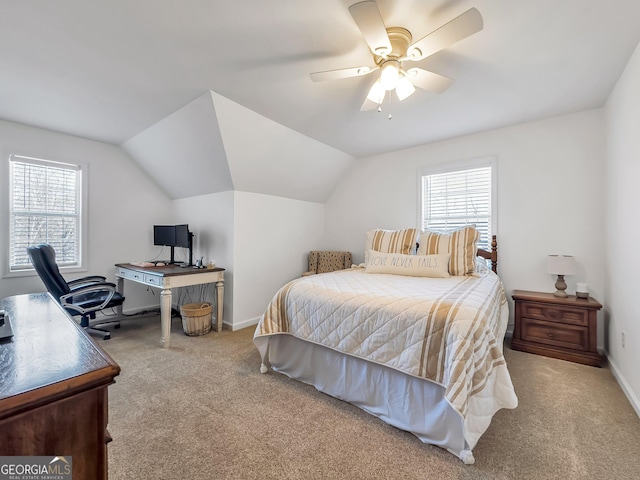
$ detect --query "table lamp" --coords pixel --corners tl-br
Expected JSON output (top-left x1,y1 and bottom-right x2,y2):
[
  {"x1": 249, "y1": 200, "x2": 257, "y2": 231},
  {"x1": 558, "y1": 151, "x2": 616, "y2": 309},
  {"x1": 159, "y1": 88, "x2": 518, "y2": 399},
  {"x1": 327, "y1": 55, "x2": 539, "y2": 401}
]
[{"x1": 547, "y1": 255, "x2": 577, "y2": 297}]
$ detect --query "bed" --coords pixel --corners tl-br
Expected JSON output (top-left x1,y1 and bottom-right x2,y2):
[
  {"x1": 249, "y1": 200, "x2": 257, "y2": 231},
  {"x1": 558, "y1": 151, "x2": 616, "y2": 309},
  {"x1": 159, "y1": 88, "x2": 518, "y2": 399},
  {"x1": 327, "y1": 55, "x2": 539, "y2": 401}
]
[{"x1": 254, "y1": 231, "x2": 518, "y2": 464}]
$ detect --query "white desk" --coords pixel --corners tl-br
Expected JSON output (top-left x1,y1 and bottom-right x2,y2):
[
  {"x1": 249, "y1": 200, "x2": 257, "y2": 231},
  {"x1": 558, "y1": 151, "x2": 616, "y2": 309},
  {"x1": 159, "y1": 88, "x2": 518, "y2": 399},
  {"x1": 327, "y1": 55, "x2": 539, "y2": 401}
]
[{"x1": 115, "y1": 263, "x2": 225, "y2": 348}]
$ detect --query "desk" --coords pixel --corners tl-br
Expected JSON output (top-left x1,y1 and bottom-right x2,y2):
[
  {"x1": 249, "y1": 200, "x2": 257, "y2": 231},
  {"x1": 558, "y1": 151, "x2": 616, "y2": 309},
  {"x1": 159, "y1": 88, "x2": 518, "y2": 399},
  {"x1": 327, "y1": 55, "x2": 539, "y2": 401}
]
[
  {"x1": 0, "y1": 293, "x2": 120, "y2": 479},
  {"x1": 115, "y1": 263, "x2": 225, "y2": 348}
]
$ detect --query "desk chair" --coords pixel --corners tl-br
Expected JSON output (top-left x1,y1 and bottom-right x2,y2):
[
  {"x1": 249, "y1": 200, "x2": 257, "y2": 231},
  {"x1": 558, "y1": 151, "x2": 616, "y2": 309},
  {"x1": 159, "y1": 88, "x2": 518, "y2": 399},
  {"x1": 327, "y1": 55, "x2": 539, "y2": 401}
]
[{"x1": 27, "y1": 244, "x2": 124, "y2": 340}]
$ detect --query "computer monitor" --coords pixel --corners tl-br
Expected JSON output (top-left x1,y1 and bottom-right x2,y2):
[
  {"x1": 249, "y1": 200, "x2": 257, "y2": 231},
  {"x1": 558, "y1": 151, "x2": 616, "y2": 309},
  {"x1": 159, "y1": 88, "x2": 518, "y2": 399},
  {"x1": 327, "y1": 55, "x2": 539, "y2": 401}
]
[
  {"x1": 153, "y1": 225, "x2": 176, "y2": 247},
  {"x1": 152, "y1": 224, "x2": 193, "y2": 265},
  {"x1": 175, "y1": 224, "x2": 190, "y2": 248}
]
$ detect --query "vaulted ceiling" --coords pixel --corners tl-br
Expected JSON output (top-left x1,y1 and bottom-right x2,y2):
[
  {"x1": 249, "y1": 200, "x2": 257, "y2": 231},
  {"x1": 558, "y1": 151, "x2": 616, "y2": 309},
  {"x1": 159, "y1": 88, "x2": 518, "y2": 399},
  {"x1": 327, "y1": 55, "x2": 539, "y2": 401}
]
[{"x1": 1, "y1": 0, "x2": 639, "y2": 160}]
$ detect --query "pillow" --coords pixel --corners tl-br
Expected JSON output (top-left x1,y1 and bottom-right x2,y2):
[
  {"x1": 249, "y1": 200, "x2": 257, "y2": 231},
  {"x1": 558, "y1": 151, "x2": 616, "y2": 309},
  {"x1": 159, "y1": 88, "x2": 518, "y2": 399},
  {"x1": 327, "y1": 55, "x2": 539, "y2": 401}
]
[
  {"x1": 365, "y1": 250, "x2": 450, "y2": 278},
  {"x1": 416, "y1": 226, "x2": 480, "y2": 276},
  {"x1": 365, "y1": 228, "x2": 417, "y2": 255},
  {"x1": 475, "y1": 256, "x2": 489, "y2": 274}
]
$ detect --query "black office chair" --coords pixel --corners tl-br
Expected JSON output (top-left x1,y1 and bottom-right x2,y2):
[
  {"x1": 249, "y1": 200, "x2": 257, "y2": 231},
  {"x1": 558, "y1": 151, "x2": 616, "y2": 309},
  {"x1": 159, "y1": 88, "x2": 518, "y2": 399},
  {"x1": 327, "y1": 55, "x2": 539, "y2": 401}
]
[{"x1": 27, "y1": 244, "x2": 124, "y2": 340}]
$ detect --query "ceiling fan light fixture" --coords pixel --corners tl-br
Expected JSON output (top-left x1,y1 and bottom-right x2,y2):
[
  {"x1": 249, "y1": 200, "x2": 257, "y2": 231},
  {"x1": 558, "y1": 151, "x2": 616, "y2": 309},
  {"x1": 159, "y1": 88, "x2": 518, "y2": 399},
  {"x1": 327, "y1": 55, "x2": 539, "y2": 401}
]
[
  {"x1": 366, "y1": 80, "x2": 386, "y2": 104},
  {"x1": 380, "y1": 60, "x2": 400, "y2": 90},
  {"x1": 395, "y1": 75, "x2": 416, "y2": 101}
]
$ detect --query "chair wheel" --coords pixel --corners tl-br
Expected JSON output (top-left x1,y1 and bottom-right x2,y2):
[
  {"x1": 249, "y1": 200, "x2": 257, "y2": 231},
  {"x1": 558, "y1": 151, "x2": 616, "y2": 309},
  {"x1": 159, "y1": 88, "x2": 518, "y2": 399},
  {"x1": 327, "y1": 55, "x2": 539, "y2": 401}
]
[
  {"x1": 114, "y1": 323, "x2": 121, "y2": 329},
  {"x1": 103, "y1": 333, "x2": 111, "y2": 340}
]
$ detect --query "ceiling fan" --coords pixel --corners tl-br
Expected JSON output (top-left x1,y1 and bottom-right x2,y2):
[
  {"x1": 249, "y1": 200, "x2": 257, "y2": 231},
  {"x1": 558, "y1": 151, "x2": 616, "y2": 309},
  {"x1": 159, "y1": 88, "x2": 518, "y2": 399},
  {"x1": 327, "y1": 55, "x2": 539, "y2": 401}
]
[{"x1": 310, "y1": 1, "x2": 483, "y2": 111}]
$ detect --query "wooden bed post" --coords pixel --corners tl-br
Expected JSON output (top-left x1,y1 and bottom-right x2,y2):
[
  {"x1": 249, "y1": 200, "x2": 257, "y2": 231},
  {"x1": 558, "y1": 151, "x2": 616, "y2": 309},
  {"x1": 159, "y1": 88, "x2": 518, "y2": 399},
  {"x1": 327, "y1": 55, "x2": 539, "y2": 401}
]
[{"x1": 491, "y1": 234, "x2": 498, "y2": 274}]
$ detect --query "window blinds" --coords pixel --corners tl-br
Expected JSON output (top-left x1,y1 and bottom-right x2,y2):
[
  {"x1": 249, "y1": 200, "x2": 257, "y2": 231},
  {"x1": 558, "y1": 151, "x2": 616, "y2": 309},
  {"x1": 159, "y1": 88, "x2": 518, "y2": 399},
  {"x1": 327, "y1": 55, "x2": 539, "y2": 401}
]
[
  {"x1": 9, "y1": 155, "x2": 81, "y2": 271},
  {"x1": 421, "y1": 165, "x2": 492, "y2": 249}
]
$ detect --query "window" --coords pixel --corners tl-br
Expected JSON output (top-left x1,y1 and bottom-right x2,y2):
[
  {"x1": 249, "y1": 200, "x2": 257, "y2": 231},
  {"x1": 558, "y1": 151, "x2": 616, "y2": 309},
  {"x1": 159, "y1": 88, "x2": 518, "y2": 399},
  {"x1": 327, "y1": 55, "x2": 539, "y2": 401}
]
[
  {"x1": 419, "y1": 158, "x2": 496, "y2": 250},
  {"x1": 9, "y1": 155, "x2": 83, "y2": 272}
]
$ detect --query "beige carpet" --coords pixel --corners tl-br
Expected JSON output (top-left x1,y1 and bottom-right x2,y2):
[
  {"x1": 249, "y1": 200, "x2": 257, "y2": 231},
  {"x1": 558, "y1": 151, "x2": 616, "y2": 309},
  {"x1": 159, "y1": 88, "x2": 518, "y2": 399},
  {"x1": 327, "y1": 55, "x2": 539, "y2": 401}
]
[{"x1": 101, "y1": 315, "x2": 640, "y2": 480}]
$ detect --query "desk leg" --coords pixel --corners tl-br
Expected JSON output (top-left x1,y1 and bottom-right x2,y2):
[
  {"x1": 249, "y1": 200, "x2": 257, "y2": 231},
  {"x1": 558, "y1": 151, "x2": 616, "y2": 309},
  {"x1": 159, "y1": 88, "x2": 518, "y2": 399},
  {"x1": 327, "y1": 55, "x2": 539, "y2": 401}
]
[
  {"x1": 216, "y1": 281, "x2": 224, "y2": 332},
  {"x1": 160, "y1": 288, "x2": 172, "y2": 348},
  {"x1": 116, "y1": 277, "x2": 124, "y2": 318}
]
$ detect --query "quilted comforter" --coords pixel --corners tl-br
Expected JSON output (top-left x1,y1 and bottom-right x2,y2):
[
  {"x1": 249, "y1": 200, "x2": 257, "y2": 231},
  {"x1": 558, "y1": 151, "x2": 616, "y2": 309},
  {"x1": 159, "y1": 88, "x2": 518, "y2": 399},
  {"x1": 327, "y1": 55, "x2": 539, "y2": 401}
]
[{"x1": 254, "y1": 267, "x2": 517, "y2": 452}]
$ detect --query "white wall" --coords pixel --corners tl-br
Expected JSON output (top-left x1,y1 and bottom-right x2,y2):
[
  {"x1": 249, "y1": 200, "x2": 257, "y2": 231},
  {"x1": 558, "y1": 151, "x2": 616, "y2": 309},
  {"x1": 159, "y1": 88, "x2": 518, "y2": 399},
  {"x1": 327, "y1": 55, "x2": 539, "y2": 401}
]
[
  {"x1": 173, "y1": 191, "x2": 235, "y2": 325},
  {"x1": 324, "y1": 109, "x2": 607, "y2": 339},
  {"x1": 232, "y1": 191, "x2": 324, "y2": 330},
  {"x1": 0, "y1": 120, "x2": 173, "y2": 311},
  {"x1": 604, "y1": 41, "x2": 640, "y2": 415},
  {"x1": 170, "y1": 190, "x2": 324, "y2": 331}
]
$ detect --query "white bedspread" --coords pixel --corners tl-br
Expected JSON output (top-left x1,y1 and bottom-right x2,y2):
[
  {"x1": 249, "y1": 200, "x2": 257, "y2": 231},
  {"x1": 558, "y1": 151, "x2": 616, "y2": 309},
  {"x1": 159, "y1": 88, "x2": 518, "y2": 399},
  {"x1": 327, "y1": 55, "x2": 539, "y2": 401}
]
[{"x1": 254, "y1": 268, "x2": 518, "y2": 454}]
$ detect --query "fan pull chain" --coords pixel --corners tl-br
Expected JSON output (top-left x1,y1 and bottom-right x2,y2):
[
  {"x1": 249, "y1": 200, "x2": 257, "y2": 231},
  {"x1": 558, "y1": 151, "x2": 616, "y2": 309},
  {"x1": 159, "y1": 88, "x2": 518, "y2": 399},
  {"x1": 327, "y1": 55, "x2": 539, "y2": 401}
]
[
  {"x1": 386, "y1": 90, "x2": 394, "y2": 119},
  {"x1": 375, "y1": 94, "x2": 393, "y2": 119}
]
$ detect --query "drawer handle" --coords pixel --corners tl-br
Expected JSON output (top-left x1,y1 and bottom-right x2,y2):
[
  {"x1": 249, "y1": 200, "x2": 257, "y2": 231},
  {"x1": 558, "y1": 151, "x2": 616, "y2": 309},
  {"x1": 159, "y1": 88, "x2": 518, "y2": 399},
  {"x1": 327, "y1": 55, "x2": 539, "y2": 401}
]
[
  {"x1": 546, "y1": 309, "x2": 559, "y2": 319},
  {"x1": 546, "y1": 332, "x2": 556, "y2": 338}
]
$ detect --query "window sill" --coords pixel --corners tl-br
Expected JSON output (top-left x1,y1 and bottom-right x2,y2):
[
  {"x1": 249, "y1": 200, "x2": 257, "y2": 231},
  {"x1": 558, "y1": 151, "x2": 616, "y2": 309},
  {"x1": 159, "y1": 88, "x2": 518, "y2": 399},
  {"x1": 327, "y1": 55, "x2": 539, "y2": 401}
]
[{"x1": 3, "y1": 266, "x2": 88, "y2": 279}]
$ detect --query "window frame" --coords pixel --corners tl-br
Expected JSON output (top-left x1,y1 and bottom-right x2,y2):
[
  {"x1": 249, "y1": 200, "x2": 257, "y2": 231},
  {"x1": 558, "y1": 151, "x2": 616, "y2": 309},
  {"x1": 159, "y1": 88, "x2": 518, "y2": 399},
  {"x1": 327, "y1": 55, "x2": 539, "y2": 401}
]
[
  {"x1": 417, "y1": 156, "x2": 497, "y2": 250},
  {"x1": 3, "y1": 153, "x2": 89, "y2": 278}
]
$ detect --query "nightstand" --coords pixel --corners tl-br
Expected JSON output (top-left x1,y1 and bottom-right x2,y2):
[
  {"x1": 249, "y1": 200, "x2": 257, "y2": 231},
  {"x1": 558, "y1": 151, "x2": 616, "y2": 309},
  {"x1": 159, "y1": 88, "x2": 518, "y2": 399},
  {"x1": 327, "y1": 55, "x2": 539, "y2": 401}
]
[{"x1": 511, "y1": 290, "x2": 603, "y2": 367}]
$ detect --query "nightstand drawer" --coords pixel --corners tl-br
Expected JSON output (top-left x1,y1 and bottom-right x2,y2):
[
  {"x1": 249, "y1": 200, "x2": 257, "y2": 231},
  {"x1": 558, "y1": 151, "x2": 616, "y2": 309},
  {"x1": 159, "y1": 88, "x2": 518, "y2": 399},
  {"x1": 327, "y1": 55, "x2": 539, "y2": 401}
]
[
  {"x1": 521, "y1": 318, "x2": 588, "y2": 351},
  {"x1": 520, "y1": 302, "x2": 588, "y2": 326}
]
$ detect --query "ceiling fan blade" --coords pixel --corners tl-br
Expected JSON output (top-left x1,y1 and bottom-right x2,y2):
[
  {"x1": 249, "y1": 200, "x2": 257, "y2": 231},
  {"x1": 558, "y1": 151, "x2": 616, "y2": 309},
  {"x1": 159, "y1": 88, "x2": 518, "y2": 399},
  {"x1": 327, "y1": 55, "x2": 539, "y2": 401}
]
[
  {"x1": 406, "y1": 68, "x2": 453, "y2": 94},
  {"x1": 407, "y1": 7, "x2": 483, "y2": 61},
  {"x1": 310, "y1": 65, "x2": 377, "y2": 82},
  {"x1": 349, "y1": 1, "x2": 392, "y2": 57}
]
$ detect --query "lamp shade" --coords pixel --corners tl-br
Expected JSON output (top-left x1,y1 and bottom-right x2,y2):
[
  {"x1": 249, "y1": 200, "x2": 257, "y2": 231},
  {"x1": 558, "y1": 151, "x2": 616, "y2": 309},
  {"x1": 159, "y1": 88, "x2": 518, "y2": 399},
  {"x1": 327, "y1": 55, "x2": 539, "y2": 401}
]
[
  {"x1": 366, "y1": 80, "x2": 385, "y2": 104},
  {"x1": 395, "y1": 75, "x2": 416, "y2": 101},
  {"x1": 546, "y1": 255, "x2": 577, "y2": 275}
]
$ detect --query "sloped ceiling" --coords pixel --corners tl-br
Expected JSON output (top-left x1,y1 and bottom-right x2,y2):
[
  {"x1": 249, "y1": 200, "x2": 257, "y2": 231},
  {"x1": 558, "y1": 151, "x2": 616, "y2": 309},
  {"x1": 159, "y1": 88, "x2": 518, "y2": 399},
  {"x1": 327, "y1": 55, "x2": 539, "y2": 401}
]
[
  {"x1": 122, "y1": 91, "x2": 354, "y2": 202},
  {"x1": 1, "y1": 1, "x2": 640, "y2": 159},
  {"x1": 121, "y1": 91, "x2": 233, "y2": 199},
  {"x1": 211, "y1": 92, "x2": 354, "y2": 203}
]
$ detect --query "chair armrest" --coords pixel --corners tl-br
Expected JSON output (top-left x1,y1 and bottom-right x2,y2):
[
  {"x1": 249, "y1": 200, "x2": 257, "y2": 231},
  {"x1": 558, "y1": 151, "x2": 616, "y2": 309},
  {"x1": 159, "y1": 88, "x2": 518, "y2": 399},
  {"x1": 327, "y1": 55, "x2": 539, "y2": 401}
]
[
  {"x1": 70, "y1": 281, "x2": 116, "y2": 292},
  {"x1": 60, "y1": 283, "x2": 117, "y2": 316},
  {"x1": 68, "y1": 276, "x2": 107, "y2": 287}
]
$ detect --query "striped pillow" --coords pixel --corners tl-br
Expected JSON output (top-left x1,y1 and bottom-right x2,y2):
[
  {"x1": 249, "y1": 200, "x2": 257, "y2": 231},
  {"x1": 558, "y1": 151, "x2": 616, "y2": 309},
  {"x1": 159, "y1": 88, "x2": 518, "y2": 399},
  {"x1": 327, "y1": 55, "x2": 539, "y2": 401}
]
[
  {"x1": 365, "y1": 228, "x2": 417, "y2": 255},
  {"x1": 416, "y1": 227, "x2": 480, "y2": 276}
]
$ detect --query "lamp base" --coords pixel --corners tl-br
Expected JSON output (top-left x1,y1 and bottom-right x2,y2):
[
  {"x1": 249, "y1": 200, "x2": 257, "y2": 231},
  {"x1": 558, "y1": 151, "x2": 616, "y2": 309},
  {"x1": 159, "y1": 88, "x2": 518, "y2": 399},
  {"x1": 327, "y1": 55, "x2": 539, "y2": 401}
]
[{"x1": 553, "y1": 274, "x2": 568, "y2": 297}]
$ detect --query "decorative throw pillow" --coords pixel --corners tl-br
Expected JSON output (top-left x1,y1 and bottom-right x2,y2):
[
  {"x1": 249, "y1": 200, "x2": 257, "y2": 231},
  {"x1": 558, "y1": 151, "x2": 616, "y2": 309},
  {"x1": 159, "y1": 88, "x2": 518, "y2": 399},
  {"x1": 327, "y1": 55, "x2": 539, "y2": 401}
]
[
  {"x1": 365, "y1": 228, "x2": 417, "y2": 255},
  {"x1": 416, "y1": 226, "x2": 480, "y2": 276},
  {"x1": 475, "y1": 256, "x2": 489, "y2": 274},
  {"x1": 365, "y1": 251, "x2": 450, "y2": 278}
]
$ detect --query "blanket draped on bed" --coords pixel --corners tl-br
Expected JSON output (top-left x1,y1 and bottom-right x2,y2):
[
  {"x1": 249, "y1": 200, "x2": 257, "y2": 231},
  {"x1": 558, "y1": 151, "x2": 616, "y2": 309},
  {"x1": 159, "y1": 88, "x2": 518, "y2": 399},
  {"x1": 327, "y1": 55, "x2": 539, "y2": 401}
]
[{"x1": 254, "y1": 268, "x2": 517, "y2": 453}]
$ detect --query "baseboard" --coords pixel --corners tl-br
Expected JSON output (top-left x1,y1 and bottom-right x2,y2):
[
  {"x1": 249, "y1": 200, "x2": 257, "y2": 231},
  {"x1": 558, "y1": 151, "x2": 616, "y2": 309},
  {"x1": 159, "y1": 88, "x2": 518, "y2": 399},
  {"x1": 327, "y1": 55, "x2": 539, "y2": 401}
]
[
  {"x1": 98, "y1": 304, "x2": 160, "y2": 319},
  {"x1": 607, "y1": 355, "x2": 640, "y2": 419},
  {"x1": 125, "y1": 304, "x2": 162, "y2": 316},
  {"x1": 230, "y1": 316, "x2": 260, "y2": 331}
]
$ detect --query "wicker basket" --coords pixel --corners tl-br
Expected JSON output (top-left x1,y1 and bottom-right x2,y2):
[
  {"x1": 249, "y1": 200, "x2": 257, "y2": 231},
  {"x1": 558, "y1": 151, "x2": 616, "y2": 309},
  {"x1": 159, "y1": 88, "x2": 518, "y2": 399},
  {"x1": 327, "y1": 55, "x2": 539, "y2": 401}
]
[{"x1": 180, "y1": 302, "x2": 212, "y2": 336}]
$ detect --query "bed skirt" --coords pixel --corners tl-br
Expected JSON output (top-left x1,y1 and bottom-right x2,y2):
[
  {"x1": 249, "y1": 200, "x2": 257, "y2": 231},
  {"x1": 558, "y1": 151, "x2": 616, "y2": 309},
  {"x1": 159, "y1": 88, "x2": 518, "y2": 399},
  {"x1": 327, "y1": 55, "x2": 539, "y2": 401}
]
[{"x1": 257, "y1": 334, "x2": 479, "y2": 462}]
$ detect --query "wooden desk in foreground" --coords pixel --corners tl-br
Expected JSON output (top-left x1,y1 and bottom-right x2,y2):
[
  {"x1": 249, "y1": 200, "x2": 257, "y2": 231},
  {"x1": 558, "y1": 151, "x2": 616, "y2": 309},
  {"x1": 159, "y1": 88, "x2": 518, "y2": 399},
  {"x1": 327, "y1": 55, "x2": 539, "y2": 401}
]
[
  {"x1": 115, "y1": 263, "x2": 225, "y2": 348},
  {"x1": 0, "y1": 293, "x2": 121, "y2": 480}
]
